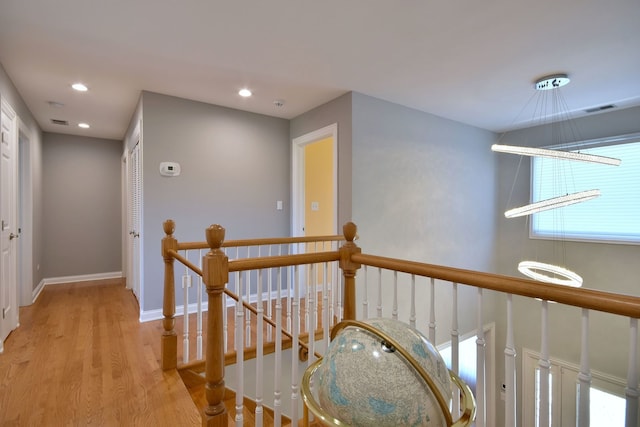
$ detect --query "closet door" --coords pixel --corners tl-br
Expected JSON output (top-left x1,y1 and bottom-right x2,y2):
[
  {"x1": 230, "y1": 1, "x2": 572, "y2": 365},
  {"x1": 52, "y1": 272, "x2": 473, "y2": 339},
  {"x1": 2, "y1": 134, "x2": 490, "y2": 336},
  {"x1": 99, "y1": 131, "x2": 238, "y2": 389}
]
[
  {"x1": 0, "y1": 99, "x2": 18, "y2": 348},
  {"x1": 128, "y1": 141, "x2": 141, "y2": 304}
]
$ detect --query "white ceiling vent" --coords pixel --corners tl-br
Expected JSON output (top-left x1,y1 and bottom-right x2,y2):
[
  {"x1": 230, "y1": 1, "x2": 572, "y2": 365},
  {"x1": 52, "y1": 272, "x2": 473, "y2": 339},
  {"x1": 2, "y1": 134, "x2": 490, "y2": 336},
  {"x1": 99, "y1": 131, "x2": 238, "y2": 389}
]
[
  {"x1": 585, "y1": 104, "x2": 616, "y2": 113},
  {"x1": 51, "y1": 119, "x2": 69, "y2": 125}
]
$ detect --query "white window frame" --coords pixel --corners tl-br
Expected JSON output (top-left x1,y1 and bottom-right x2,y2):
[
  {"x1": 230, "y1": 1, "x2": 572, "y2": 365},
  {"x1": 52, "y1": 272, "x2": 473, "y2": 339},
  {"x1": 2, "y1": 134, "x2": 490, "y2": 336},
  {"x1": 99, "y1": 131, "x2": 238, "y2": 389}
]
[
  {"x1": 529, "y1": 132, "x2": 640, "y2": 245},
  {"x1": 522, "y1": 348, "x2": 627, "y2": 427}
]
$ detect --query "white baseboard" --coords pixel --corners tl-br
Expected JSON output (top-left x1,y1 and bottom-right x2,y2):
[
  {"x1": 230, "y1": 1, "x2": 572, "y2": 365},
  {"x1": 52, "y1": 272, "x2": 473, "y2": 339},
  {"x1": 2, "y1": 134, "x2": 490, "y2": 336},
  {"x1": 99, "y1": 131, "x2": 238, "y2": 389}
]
[
  {"x1": 138, "y1": 288, "x2": 301, "y2": 323},
  {"x1": 43, "y1": 271, "x2": 123, "y2": 286},
  {"x1": 32, "y1": 272, "x2": 123, "y2": 304},
  {"x1": 140, "y1": 301, "x2": 210, "y2": 323},
  {"x1": 32, "y1": 279, "x2": 46, "y2": 303}
]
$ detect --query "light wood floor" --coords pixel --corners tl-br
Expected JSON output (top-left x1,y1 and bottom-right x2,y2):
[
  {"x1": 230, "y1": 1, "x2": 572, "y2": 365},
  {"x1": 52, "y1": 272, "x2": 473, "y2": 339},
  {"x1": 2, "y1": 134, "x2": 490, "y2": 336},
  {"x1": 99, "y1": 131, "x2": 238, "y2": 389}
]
[{"x1": 0, "y1": 278, "x2": 201, "y2": 426}]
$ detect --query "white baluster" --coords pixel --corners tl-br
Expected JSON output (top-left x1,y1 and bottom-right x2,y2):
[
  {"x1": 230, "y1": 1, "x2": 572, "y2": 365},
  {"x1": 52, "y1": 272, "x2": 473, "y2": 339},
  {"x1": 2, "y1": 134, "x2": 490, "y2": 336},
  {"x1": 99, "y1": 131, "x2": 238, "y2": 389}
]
[
  {"x1": 314, "y1": 242, "x2": 319, "y2": 329},
  {"x1": 236, "y1": 272, "x2": 245, "y2": 426},
  {"x1": 197, "y1": 249, "x2": 203, "y2": 360},
  {"x1": 323, "y1": 261, "x2": 330, "y2": 351},
  {"x1": 392, "y1": 271, "x2": 398, "y2": 320},
  {"x1": 182, "y1": 251, "x2": 191, "y2": 364},
  {"x1": 336, "y1": 263, "x2": 343, "y2": 323},
  {"x1": 362, "y1": 265, "x2": 369, "y2": 320},
  {"x1": 409, "y1": 274, "x2": 416, "y2": 329},
  {"x1": 291, "y1": 265, "x2": 300, "y2": 425},
  {"x1": 331, "y1": 241, "x2": 338, "y2": 323},
  {"x1": 267, "y1": 246, "x2": 273, "y2": 342},
  {"x1": 626, "y1": 318, "x2": 639, "y2": 427},
  {"x1": 538, "y1": 300, "x2": 550, "y2": 427},
  {"x1": 255, "y1": 269, "x2": 264, "y2": 426},
  {"x1": 287, "y1": 262, "x2": 292, "y2": 333},
  {"x1": 476, "y1": 288, "x2": 486, "y2": 427},
  {"x1": 429, "y1": 278, "x2": 436, "y2": 344},
  {"x1": 451, "y1": 282, "x2": 460, "y2": 417},
  {"x1": 245, "y1": 250, "x2": 252, "y2": 348},
  {"x1": 505, "y1": 294, "x2": 517, "y2": 427},
  {"x1": 273, "y1": 265, "x2": 283, "y2": 427},
  {"x1": 577, "y1": 308, "x2": 591, "y2": 427},
  {"x1": 377, "y1": 268, "x2": 383, "y2": 318},
  {"x1": 305, "y1": 249, "x2": 314, "y2": 333},
  {"x1": 308, "y1": 263, "x2": 316, "y2": 366}
]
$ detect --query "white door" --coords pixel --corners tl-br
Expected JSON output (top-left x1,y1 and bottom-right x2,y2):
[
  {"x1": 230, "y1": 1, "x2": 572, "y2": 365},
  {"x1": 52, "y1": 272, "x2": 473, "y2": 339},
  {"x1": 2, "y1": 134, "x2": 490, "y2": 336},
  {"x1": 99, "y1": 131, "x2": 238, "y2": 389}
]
[
  {"x1": 128, "y1": 141, "x2": 142, "y2": 304},
  {"x1": 1, "y1": 99, "x2": 19, "y2": 350}
]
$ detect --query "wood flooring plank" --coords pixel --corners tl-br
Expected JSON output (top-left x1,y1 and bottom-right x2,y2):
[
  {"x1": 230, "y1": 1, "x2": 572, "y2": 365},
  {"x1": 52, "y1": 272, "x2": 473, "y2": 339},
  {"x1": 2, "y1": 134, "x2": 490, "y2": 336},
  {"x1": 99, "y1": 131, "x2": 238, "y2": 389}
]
[{"x1": 0, "y1": 279, "x2": 200, "y2": 426}]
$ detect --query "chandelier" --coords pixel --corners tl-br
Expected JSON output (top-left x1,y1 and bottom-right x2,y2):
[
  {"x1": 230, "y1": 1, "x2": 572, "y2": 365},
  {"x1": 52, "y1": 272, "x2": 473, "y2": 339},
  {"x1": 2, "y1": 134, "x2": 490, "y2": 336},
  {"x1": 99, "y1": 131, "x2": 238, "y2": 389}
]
[{"x1": 493, "y1": 74, "x2": 621, "y2": 287}]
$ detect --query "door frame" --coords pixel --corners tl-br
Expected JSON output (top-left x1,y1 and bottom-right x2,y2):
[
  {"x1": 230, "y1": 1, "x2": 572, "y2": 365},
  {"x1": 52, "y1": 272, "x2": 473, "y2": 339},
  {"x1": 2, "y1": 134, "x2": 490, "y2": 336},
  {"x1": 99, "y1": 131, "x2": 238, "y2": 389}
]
[
  {"x1": 291, "y1": 123, "x2": 338, "y2": 237},
  {"x1": 18, "y1": 118, "x2": 33, "y2": 306}
]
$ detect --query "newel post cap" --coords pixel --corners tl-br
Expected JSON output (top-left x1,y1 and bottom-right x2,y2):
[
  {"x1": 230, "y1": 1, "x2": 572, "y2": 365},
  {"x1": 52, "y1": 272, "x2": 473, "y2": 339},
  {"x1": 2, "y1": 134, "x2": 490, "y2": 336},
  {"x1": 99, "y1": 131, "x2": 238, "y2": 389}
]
[
  {"x1": 163, "y1": 219, "x2": 175, "y2": 236},
  {"x1": 206, "y1": 224, "x2": 226, "y2": 251},
  {"x1": 343, "y1": 222, "x2": 357, "y2": 242}
]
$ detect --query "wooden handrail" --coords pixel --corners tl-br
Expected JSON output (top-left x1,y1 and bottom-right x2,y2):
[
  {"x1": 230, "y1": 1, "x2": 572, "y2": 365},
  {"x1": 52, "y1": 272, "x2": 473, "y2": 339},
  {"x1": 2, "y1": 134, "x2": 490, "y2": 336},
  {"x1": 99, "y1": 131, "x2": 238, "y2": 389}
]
[
  {"x1": 351, "y1": 252, "x2": 640, "y2": 318},
  {"x1": 229, "y1": 252, "x2": 340, "y2": 272},
  {"x1": 175, "y1": 235, "x2": 344, "y2": 251},
  {"x1": 162, "y1": 219, "x2": 640, "y2": 426}
]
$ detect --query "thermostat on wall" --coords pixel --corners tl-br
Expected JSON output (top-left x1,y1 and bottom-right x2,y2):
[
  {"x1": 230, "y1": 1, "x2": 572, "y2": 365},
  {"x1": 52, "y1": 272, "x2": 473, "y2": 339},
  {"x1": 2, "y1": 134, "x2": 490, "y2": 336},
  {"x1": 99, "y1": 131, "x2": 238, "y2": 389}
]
[{"x1": 159, "y1": 162, "x2": 181, "y2": 177}]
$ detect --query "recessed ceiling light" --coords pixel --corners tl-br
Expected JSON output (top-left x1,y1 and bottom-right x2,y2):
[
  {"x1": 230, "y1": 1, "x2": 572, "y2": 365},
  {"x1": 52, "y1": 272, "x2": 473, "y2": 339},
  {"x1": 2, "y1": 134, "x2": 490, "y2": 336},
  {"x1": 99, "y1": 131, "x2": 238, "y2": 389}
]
[
  {"x1": 72, "y1": 83, "x2": 88, "y2": 92},
  {"x1": 238, "y1": 88, "x2": 252, "y2": 97},
  {"x1": 78, "y1": 123, "x2": 90, "y2": 129}
]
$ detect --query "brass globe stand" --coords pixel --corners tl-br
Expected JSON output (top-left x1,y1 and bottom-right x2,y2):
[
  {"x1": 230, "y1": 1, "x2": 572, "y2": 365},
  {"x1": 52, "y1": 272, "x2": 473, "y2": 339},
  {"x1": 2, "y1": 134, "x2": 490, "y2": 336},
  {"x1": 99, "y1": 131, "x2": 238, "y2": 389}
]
[{"x1": 301, "y1": 320, "x2": 476, "y2": 427}]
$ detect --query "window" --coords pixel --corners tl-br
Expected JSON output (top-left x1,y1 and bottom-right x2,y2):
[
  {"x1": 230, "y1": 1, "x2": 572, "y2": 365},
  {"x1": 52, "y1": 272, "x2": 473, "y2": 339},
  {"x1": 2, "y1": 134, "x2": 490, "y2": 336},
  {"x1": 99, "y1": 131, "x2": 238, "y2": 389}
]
[
  {"x1": 437, "y1": 326, "x2": 496, "y2": 427},
  {"x1": 530, "y1": 133, "x2": 640, "y2": 244},
  {"x1": 523, "y1": 349, "x2": 627, "y2": 427},
  {"x1": 590, "y1": 386, "x2": 625, "y2": 427}
]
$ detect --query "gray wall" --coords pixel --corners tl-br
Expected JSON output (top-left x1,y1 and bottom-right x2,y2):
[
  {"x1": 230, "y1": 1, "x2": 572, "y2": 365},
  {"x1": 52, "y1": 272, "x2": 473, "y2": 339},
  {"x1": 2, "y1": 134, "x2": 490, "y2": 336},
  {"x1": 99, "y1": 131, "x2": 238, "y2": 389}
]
[
  {"x1": 290, "y1": 92, "x2": 353, "y2": 229},
  {"x1": 350, "y1": 92, "x2": 499, "y2": 338},
  {"x1": 494, "y1": 106, "x2": 640, "y2": 424},
  {"x1": 0, "y1": 62, "x2": 44, "y2": 292},
  {"x1": 139, "y1": 92, "x2": 290, "y2": 312},
  {"x1": 42, "y1": 133, "x2": 122, "y2": 278}
]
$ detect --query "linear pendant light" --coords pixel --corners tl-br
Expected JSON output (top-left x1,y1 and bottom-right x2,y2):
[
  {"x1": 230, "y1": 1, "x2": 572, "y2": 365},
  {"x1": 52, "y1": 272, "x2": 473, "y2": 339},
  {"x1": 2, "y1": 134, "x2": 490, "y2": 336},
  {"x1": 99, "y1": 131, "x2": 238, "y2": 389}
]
[
  {"x1": 491, "y1": 144, "x2": 621, "y2": 166},
  {"x1": 504, "y1": 189, "x2": 601, "y2": 218}
]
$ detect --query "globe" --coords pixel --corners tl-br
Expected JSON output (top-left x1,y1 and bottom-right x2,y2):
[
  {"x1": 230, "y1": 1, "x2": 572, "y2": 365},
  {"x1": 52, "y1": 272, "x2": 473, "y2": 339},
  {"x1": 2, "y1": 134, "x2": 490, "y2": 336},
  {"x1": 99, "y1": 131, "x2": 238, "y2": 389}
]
[{"x1": 314, "y1": 318, "x2": 453, "y2": 427}]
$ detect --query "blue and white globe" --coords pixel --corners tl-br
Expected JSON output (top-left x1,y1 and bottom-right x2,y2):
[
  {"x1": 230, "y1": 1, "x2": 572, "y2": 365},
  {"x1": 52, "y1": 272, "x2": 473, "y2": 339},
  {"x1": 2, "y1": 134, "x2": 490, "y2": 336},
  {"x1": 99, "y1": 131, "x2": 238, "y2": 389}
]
[{"x1": 316, "y1": 318, "x2": 452, "y2": 426}]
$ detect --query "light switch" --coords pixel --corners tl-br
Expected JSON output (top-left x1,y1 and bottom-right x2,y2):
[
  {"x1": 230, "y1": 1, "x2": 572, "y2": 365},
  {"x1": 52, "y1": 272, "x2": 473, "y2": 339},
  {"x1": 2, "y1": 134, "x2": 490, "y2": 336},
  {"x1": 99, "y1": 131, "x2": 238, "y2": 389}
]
[
  {"x1": 311, "y1": 201, "x2": 319, "y2": 211},
  {"x1": 276, "y1": 200, "x2": 283, "y2": 210}
]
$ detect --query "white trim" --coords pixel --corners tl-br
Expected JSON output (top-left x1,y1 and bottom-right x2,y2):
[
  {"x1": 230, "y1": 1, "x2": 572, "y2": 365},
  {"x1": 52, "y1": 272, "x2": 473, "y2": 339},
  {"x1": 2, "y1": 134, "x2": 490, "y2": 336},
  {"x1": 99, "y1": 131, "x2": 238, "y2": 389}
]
[
  {"x1": 17, "y1": 118, "x2": 33, "y2": 307},
  {"x1": 32, "y1": 278, "x2": 45, "y2": 303},
  {"x1": 437, "y1": 323, "x2": 496, "y2": 427},
  {"x1": 291, "y1": 123, "x2": 338, "y2": 237},
  {"x1": 42, "y1": 271, "x2": 123, "y2": 286},
  {"x1": 140, "y1": 300, "x2": 210, "y2": 322},
  {"x1": 522, "y1": 348, "x2": 629, "y2": 427},
  {"x1": 30, "y1": 272, "x2": 123, "y2": 304},
  {"x1": 139, "y1": 287, "x2": 301, "y2": 323}
]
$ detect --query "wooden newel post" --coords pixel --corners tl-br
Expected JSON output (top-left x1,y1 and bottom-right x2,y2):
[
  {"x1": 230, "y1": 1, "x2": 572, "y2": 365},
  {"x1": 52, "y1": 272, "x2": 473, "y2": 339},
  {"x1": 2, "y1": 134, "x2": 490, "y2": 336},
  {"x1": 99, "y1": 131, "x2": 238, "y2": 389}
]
[
  {"x1": 340, "y1": 222, "x2": 361, "y2": 321},
  {"x1": 202, "y1": 224, "x2": 229, "y2": 427},
  {"x1": 161, "y1": 219, "x2": 178, "y2": 370}
]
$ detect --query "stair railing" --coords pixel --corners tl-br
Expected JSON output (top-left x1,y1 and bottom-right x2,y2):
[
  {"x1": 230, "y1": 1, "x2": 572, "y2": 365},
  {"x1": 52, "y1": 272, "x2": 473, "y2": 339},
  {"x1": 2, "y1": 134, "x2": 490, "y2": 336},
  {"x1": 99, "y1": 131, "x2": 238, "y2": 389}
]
[{"x1": 162, "y1": 220, "x2": 640, "y2": 427}]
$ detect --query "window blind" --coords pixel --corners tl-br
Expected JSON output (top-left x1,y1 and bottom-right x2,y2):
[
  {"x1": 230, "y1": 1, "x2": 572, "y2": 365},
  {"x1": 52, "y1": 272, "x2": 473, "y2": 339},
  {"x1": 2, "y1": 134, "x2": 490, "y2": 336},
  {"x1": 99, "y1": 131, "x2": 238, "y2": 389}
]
[{"x1": 530, "y1": 137, "x2": 640, "y2": 243}]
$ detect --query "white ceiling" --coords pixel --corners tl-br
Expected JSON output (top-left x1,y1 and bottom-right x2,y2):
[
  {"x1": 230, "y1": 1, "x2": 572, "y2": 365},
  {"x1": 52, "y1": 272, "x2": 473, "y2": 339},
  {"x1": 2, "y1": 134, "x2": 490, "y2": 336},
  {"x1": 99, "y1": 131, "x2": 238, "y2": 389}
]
[{"x1": 1, "y1": 0, "x2": 639, "y2": 140}]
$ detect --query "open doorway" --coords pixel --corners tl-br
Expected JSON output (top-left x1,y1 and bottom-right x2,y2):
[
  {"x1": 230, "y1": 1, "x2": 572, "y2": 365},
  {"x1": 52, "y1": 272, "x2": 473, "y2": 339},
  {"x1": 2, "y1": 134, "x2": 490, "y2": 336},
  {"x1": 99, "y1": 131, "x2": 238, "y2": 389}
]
[{"x1": 291, "y1": 123, "x2": 338, "y2": 238}]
